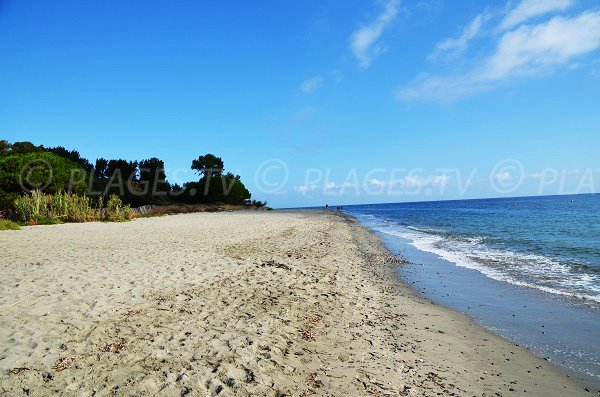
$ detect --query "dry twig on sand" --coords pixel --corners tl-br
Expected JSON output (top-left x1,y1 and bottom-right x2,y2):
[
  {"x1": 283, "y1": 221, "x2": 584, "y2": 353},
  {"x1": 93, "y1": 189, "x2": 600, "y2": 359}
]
[
  {"x1": 52, "y1": 355, "x2": 83, "y2": 372},
  {"x1": 100, "y1": 340, "x2": 127, "y2": 353},
  {"x1": 9, "y1": 367, "x2": 31, "y2": 375}
]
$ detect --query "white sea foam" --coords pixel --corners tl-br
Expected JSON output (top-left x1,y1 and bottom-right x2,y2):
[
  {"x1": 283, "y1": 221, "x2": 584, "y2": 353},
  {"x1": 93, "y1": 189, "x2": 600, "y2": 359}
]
[{"x1": 374, "y1": 226, "x2": 600, "y2": 303}]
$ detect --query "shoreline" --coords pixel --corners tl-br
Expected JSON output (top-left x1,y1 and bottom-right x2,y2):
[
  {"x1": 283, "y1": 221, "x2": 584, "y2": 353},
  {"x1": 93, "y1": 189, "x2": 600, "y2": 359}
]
[
  {"x1": 0, "y1": 210, "x2": 590, "y2": 395},
  {"x1": 334, "y1": 210, "x2": 592, "y2": 395},
  {"x1": 346, "y1": 206, "x2": 600, "y2": 390},
  {"x1": 375, "y1": 220, "x2": 599, "y2": 389}
]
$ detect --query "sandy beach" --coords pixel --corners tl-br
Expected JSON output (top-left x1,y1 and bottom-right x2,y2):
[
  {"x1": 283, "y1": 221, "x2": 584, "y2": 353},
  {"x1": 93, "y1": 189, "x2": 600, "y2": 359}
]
[{"x1": 0, "y1": 210, "x2": 589, "y2": 396}]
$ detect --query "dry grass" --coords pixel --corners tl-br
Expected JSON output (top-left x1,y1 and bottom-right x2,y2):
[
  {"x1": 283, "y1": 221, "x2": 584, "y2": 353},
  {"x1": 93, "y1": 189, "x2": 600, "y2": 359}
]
[
  {"x1": 132, "y1": 203, "x2": 266, "y2": 217},
  {"x1": 13, "y1": 191, "x2": 132, "y2": 225}
]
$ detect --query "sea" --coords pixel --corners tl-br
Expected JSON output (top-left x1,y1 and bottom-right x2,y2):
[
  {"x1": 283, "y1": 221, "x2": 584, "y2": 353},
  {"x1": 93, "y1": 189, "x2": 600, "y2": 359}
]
[{"x1": 344, "y1": 193, "x2": 600, "y2": 390}]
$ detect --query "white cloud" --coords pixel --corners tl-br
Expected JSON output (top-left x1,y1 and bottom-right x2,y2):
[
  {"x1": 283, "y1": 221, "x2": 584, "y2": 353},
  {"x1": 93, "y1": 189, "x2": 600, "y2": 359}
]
[
  {"x1": 350, "y1": 0, "x2": 400, "y2": 69},
  {"x1": 494, "y1": 171, "x2": 512, "y2": 182},
  {"x1": 368, "y1": 178, "x2": 385, "y2": 187},
  {"x1": 300, "y1": 75, "x2": 324, "y2": 94},
  {"x1": 484, "y1": 12, "x2": 600, "y2": 79},
  {"x1": 324, "y1": 181, "x2": 337, "y2": 190},
  {"x1": 432, "y1": 13, "x2": 487, "y2": 58},
  {"x1": 323, "y1": 181, "x2": 358, "y2": 191},
  {"x1": 499, "y1": 0, "x2": 574, "y2": 31},
  {"x1": 367, "y1": 175, "x2": 450, "y2": 189},
  {"x1": 293, "y1": 184, "x2": 318, "y2": 194},
  {"x1": 398, "y1": 11, "x2": 600, "y2": 102},
  {"x1": 399, "y1": 175, "x2": 450, "y2": 188}
]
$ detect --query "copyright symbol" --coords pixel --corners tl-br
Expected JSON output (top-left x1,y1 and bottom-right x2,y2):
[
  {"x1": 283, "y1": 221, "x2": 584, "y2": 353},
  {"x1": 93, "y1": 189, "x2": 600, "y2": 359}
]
[
  {"x1": 490, "y1": 159, "x2": 524, "y2": 193},
  {"x1": 19, "y1": 159, "x2": 53, "y2": 193},
  {"x1": 254, "y1": 159, "x2": 288, "y2": 193}
]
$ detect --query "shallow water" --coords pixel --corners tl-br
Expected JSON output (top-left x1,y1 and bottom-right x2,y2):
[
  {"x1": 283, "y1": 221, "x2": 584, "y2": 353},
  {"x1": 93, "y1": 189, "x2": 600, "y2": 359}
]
[
  {"x1": 347, "y1": 194, "x2": 600, "y2": 305},
  {"x1": 346, "y1": 194, "x2": 600, "y2": 390}
]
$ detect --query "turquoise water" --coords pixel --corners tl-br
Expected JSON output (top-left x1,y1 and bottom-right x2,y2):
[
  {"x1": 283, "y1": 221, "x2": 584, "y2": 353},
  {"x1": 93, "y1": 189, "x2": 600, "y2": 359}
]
[{"x1": 347, "y1": 194, "x2": 600, "y2": 304}]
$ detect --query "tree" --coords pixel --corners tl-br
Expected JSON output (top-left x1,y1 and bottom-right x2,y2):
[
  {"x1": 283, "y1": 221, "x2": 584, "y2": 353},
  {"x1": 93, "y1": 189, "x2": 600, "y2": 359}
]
[
  {"x1": 97, "y1": 159, "x2": 139, "y2": 204},
  {"x1": 106, "y1": 160, "x2": 138, "y2": 184},
  {"x1": 0, "y1": 152, "x2": 88, "y2": 210},
  {"x1": 139, "y1": 157, "x2": 171, "y2": 202},
  {"x1": 94, "y1": 158, "x2": 109, "y2": 180},
  {"x1": 9, "y1": 141, "x2": 42, "y2": 155},
  {"x1": 0, "y1": 140, "x2": 10, "y2": 157},
  {"x1": 48, "y1": 146, "x2": 93, "y2": 171},
  {"x1": 191, "y1": 154, "x2": 224, "y2": 177}
]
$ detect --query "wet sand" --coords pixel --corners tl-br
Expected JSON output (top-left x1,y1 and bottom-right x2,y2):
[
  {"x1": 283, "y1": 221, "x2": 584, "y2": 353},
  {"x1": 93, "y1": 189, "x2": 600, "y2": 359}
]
[{"x1": 0, "y1": 210, "x2": 589, "y2": 396}]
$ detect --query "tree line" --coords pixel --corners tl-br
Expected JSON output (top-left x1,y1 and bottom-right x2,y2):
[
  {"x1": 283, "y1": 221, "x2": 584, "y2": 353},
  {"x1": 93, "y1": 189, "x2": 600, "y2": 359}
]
[{"x1": 0, "y1": 140, "x2": 265, "y2": 214}]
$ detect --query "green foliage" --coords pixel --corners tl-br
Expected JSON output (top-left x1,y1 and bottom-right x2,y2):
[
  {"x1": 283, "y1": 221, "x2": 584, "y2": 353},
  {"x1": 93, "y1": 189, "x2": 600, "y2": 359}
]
[
  {"x1": 0, "y1": 219, "x2": 20, "y2": 230},
  {"x1": 58, "y1": 192, "x2": 100, "y2": 222},
  {"x1": 250, "y1": 199, "x2": 267, "y2": 208},
  {"x1": 94, "y1": 158, "x2": 109, "y2": 180},
  {"x1": 47, "y1": 146, "x2": 93, "y2": 171},
  {"x1": 104, "y1": 194, "x2": 132, "y2": 222},
  {"x1": 14, "y1": 190, "x2": 49, "y2": 224},
  {"x1": 182, "y1": 173, "x2": 251, "y2": 205},
  {"x1": 0, "y1": 140, "x2": 10, "y2": 156},
  {"x1": 191, "y1": 154, "x2": 224, "y2": 177},
  {"x1": 13, "y1": 191, "x2": 132, "y2": 225},
  {"x1": 7, "y1": 141, "x2": 42, "y2": 155},
  {"x1": 36, "y1": 214, "x2": 63, "y2": 225},
  {"x1": 139, "y1": 157, "x2": 171, "y2": 204},
  {"x1": 14, "y1": 190, "x2": 100, "y2": 224},
  {"x1": 0, "y1": 151, "x2": 88, "y2": 199},
  {"x1": 0, "y1": 140, "x2": 264, "y2": 220},
  {"x1": 0, "y1": 189, "x2": 20, "y2": 212},
  {"x1": 95, "y1": 159, "x2": 140, "y2": 205}
]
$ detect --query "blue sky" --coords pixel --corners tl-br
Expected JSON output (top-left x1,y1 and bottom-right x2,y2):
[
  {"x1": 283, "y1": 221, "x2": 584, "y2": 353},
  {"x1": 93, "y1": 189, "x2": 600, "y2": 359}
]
[{"x1": 1, "y1": 0, "x2": 599, "y2": 208}]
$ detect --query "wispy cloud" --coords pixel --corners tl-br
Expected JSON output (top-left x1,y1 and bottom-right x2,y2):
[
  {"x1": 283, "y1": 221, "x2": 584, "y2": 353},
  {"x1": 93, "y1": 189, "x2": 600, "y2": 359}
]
[
  {"x1": 300, "y1": 75, "x2": 324, "y2": 94},
  {"x1": 398, "y1": 10, "x2": 600, "y2": 102},
  {"x1": 368, "y1": 175, "x2": 450, "y2": 189},
  {"x1": 498, "y1": 0, "x2": 574, "y2": 31},
  {"x1": 293, "y1": 174, "x2": 449, "y2": 196},
  {"x1": 290, "y1": 106, "x2": 317, "y2": 123},
  {"x1": 484, "y1": 12, "x2": 600, "y2": 79},
  {"x1": 431, "y1": 13, "x2": 487, "y2": 58},
  {"x1": 329, "y1": 69, "x2": 344, "y2": 84},
  {"x1": 350, "y1": 0, "x2": 400, "y2": 69}
]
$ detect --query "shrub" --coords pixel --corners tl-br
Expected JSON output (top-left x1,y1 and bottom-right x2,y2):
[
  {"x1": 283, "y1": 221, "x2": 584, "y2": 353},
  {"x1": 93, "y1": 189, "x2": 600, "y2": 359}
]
[
  {"x1": 61, "y1": 193, "x2": 99, "y2": 222},
  {"x1": 36, "y1": 214, "x2": 63, "y2": 225},
  {"x1": 0, "y1": 219, "x2": 20, "y2": 230},
  {"x1": 13, "y1": 190, "x2": 107, "y2": 224},
  {"x1": 250, "y1": 199, "x2": 267, "y2": 208},
  {"x1": 104, "y1": 194, "x2": 132, "y2": 222},
  {"x1": 14, "y1": 190, "x2": 49, "y2": 224}
]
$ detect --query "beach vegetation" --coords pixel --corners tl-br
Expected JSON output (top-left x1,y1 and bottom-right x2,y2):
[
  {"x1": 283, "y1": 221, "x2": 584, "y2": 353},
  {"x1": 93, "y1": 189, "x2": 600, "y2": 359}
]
[
  {"x1": 12, "y1": 190, "x2": 132, "y2": 225},
  {"x1": 0, "y1": 141, "x2": 265, "y2": 224},
  {"x1": 14, "y1": 190, "x2": 100, "y2": 224},
  {"x1": 0, "y1": 219, "x2": 21, "y2": 230},
  {"x1": 0, "y1": 151, "x2": 88, "y2": 198},
  {"x1": 104, "y1": 194, "x2": 132, "y2": 222}
]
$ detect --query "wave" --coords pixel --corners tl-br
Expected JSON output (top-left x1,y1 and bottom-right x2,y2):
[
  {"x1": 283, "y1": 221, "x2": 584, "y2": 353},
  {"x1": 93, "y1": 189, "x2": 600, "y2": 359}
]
[
  {"x1": 406, "y1": 225, "x2": 448, "y2": 235},
  {"x1": 374, "y1": 226, "x2": 600, "y2": 303}
]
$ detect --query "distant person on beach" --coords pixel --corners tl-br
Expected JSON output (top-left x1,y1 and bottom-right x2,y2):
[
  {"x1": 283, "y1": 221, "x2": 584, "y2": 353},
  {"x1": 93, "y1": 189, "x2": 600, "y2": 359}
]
[{"x1": 325, "y1": 204, "x2": 329, "y2": 209}]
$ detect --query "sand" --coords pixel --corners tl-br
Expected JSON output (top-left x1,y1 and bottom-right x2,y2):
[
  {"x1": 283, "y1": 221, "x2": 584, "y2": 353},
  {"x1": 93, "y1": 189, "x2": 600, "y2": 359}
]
[{"x1": 0, "y1": 210, "x2": 589, "y2": 396}]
